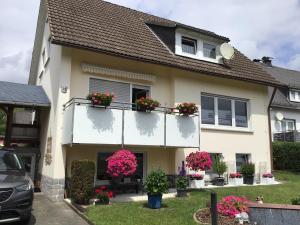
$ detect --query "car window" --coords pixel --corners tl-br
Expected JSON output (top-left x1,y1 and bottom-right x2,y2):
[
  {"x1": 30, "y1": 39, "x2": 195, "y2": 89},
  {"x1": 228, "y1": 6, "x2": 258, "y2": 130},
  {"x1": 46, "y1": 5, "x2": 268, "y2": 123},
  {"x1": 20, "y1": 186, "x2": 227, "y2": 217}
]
[{"x1": 0, "y1": 151, "x2": 22, "y2": 171}]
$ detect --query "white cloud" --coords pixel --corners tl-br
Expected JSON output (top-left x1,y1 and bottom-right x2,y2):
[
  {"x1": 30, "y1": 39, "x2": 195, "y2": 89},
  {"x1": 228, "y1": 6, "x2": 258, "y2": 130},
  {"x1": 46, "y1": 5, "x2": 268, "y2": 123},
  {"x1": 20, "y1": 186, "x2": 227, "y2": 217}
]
[{"x1": 287, "y1": 54, "x2": 300, "y2": 71}]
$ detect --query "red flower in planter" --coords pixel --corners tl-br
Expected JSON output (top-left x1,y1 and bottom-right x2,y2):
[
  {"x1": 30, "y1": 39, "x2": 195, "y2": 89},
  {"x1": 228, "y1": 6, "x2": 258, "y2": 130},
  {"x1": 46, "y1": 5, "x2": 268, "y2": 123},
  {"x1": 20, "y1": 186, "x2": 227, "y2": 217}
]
[
  {"x1": 186, "y1": 151, "x2": 212, "y2": 171},
  {"x1": 217, "y1": 196, "x2": 249, "y2": 218},
  {"x1": 262, "y1": 173, "x2": 273, "y2": 178},
  {"x1": 230, "y1": 173, "x2": 243, "y2": 178}
]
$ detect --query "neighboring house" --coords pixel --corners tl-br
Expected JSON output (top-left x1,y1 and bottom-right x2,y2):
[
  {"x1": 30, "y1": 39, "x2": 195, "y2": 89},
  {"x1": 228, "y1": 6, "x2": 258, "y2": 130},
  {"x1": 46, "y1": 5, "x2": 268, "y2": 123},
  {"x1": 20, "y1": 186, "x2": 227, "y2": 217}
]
[
  {"x1": 256, "y1": 57, "x2": 300, "y2": 142},
  {"x1": 29, "y1": 0, "x2": 282, "y2": 201}
]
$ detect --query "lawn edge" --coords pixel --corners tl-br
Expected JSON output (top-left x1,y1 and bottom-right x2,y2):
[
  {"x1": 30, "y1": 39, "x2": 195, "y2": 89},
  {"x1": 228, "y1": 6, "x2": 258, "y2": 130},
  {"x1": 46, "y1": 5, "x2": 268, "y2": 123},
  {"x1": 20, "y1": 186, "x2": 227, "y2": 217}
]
[{"x1": 64, "y1": 199, "x2": 95, "y2": 225}]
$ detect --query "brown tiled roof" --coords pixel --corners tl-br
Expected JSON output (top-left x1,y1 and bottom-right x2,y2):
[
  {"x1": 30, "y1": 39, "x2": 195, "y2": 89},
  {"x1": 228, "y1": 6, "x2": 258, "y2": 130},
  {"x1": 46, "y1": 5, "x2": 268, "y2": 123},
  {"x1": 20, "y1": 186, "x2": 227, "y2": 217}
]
[{"x1": 46, "y1": 0, "x2": 283, "y2": 87}]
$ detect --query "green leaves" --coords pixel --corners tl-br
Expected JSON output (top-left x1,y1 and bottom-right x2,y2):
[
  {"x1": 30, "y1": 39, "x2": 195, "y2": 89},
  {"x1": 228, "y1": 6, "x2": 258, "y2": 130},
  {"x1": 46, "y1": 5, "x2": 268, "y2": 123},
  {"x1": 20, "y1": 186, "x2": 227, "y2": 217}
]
[{"x1": 144, "y1": 169, "x2": 169, "y2": 195}]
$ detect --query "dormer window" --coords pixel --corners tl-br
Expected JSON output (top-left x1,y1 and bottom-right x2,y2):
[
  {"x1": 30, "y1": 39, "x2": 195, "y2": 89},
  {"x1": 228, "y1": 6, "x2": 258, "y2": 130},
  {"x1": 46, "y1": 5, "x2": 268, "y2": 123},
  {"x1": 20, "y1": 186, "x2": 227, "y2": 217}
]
[
  {"x1": 203, "y1": 43, "x2": 216, "y2": 59},
  {"x1": 182, "y1": 37, "x2": 197, "y2": 55},
  {"x1": 289, "y1": 90, "x2": 300, "y2": 102}
]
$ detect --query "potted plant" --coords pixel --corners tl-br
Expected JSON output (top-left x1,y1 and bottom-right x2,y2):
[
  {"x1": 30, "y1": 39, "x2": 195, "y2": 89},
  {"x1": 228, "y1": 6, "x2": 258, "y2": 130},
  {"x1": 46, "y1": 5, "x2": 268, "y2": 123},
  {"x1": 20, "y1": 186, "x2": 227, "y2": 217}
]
[
  {"x1": 261, "y1": 173, "x2": 275, "y2": 184},
  {"x1": 144, "y1": 169, "x2": 169, "y2": 209},
  {"x1": 176, "y1": 102, "x2": 198, "y2": 116},
  {"x1": 94, "y1": 186, "x2": 114, "y2": 205},
  {"x1": 176, "y1": 176, "x2": 189, "y2": 197},
  {"x1": 213, "y1": 157, "x2": 227, "y2": 186},
  {"x1": 228, "y1": 173, "x2": 243, "y2": 186},
  {"x1": 241, "y1": 163, "x2": 255, "y2": 185},
  {"x1": 87, "y1": 92, "x2": 114, "y2": 107},
  {"x1": 136, "y1": 97, "x2": 160, "y2": 112},
  {"x1": 189, "y1": 174, "x2": 204, "y2": 188}
]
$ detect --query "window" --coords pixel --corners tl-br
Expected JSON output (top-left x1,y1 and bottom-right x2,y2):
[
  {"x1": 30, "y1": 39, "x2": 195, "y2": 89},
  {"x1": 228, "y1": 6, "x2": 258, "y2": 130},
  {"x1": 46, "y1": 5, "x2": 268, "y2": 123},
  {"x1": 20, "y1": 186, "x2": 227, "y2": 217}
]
[
  {"x1": 182, "y1": 37, "x2": 197, "y2": 55},
  {"x1": 289, "y1": 90, "x2": 300, "y2": 102},
  {"x1": 281, "y1": 119, "x2": 295, "y2": 132},
  {"x1": 203, "y1": 43, "x2": 216, "y2": 59},
  {"x1": 218, "y1": 98, "x2": 232, "y2": 126},
  {"x1": 132, "y1": 85, "x2": 150, "y2": 110},
  {"x1": 201, "y1": 94, "x2": 249, "y2": 129},
  {"x1": 235, "y1": 101, "x2": 248, "y2": 128},
  {"x1": 236, "y1": 154, "x2": 250, "y2": 172},
  {"x1": 207, "y1": 153, "x2": 223, "y2": 173},
  {"x1": 201, "y1": 96, "x2": 215, "y2": 124}
]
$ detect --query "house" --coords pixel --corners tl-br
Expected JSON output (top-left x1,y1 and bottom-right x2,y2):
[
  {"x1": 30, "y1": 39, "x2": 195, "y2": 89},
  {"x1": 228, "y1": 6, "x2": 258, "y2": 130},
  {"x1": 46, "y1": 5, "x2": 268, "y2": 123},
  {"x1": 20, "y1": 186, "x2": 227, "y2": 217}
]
[
  {"x1": 28, "y1": 0, "x2": 282, "y2": 201},
  {"x1": 256, "y1": 57, "x2": 300, "y2": 142}
]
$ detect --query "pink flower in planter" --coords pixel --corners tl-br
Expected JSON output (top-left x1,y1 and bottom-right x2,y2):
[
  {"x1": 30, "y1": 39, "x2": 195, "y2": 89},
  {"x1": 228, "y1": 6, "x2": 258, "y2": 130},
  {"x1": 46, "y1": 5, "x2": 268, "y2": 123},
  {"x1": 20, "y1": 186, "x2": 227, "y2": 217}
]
[
  {"x1": 106, "y1": 149, "x2": 137, "y2": 177},
  {"x1": 229, "y1": 173, "x2": 243, "y2": 178},
  {"x1": 262, "y1": 173, "x2": 273, "y2": 178},
  {"x1": 217, "y1": 196, "x2": 249, "y2": 218},
  {"x1": 186, "y1": 151, "x2": 212, "y2": 171}
]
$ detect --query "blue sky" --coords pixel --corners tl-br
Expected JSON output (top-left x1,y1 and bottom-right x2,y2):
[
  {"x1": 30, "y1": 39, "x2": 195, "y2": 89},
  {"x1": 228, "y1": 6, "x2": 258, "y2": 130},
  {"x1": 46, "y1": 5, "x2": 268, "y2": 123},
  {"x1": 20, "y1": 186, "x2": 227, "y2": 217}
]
[{"x1": 0, "y1": 0, "x2": 300, "y2": 83}]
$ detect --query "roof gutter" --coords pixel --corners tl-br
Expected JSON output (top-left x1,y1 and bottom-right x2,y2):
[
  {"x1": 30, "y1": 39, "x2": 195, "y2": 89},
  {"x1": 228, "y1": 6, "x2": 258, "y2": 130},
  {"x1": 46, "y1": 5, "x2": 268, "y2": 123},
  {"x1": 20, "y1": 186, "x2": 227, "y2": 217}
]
[{"x1": 268, "y1": 87, "x2": 277, "y2": 171}]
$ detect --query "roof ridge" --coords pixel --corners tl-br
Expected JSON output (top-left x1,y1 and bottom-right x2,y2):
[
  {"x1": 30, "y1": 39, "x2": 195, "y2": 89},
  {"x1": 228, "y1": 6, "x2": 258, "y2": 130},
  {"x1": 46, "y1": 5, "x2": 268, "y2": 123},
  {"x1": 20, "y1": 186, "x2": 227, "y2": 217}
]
[
  {"x1": 102, "y1": 0, "x2": 229, "y2": 41},
  {"x1": 270, "y1": 65, "x2": 300, "y2": 74}
]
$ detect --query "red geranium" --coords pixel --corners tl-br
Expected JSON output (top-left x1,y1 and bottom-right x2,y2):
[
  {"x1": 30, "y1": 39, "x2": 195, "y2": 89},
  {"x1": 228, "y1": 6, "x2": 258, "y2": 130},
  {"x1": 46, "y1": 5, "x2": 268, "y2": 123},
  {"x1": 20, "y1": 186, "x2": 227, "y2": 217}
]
[
  {"x1": 217, "y1": 196, "x2": 249, "y2": 218},
  {"x1": 186, "y1": 151, "x2": 212, "y2": 172},
  {"x1": 230, "y1": 173, "x2": 243, "y2": 178},
  {"x1": 106, "y1": 149, "x2": 137, "y2": 177}
]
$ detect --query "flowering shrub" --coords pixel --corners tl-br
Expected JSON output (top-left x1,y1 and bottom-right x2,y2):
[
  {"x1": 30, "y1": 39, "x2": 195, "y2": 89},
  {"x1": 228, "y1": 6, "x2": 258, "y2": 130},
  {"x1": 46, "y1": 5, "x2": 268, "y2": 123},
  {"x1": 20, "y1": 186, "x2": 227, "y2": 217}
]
[
  {"x1": 87, "y1": 92, "x2": 114, "y2": 107},
  {"x1": 186, "y1": 151, "x2": 212, "y2": 171},
  {"x1": 189, "y1": 174, "x2": 204, "y2": 180},
  {"x1": 176, "y1": 103, "x2": 198, "y2": 116},
  {"x1": 217, "y1": 196, "x2": 249, "y2": 218},
  {"x1": 136, "y1": 97, "x2": 160, "y2": 112},
  {"x1": 95, "y1": 186, "x2": 114, "y2": 205},
  {"x1": 106, "y1": 149, "x2": 137, "y2": 177},
  {"x1": 262, "y1": 173, "x2": 274, "y2": 178},
  {"x1": 229, "y1": 173, "x2": 243, "y2": 178}
]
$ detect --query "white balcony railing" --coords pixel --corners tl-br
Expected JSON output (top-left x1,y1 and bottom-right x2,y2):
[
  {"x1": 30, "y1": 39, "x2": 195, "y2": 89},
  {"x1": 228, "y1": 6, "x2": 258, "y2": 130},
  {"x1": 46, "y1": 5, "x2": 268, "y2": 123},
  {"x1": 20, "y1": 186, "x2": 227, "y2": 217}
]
[{"x1": 62, "y1": 98, "x2": 200, "y2": 148}]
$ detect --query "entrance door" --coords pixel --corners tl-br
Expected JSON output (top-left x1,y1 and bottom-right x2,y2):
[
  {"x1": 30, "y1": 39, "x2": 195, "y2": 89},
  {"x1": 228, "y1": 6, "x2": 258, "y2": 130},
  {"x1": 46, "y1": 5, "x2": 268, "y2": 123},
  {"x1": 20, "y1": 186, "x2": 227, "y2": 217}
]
[{"x1": 18, "y1": 153, "x2": 36, "y2": 180}]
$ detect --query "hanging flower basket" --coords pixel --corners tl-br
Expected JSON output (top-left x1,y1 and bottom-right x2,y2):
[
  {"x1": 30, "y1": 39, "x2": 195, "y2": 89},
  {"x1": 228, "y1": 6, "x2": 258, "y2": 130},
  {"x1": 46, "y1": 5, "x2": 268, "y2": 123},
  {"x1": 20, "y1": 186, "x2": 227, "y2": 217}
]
[
  {"x1": 87, "y1": 92, "x2": 114, "y2": 107},
  {"x1": 136, "y1": 97, "x2": 160, "y2": 112},
  {"x1": 176, "y1": 103, "x2": 198, "y2": 116},
  {"x1": 106, "y1": 149, "x2": 137, "y2": 178},
  {"x1": 186, "y1": 151, "x2": 212, "y2": 172}
]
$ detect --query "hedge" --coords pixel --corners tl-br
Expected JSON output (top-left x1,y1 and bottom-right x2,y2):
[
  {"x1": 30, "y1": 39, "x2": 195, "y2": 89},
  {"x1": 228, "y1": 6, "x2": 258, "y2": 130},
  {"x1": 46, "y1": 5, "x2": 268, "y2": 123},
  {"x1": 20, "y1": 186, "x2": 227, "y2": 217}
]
[
  {"x1": 273, "y1": 142, "x2": 300, "y2": 171},
  {"x1": 70, "y1": 160, "x2": 95, "y2": 204}
]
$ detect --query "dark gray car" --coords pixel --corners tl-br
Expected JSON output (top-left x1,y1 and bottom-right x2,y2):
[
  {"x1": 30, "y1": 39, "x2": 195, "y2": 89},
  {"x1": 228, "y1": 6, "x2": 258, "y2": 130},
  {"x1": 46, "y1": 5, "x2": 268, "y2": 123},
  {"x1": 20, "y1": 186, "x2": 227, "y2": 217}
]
[{"x1": 0, "y1": 149, "x2": 33, "y2": 224}]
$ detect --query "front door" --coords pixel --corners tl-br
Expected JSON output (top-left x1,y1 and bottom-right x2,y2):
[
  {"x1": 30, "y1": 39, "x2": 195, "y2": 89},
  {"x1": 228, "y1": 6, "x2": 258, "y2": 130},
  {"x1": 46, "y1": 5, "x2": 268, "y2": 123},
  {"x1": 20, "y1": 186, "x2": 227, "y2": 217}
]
[{"x1": 18, "y1": 153, "x2": 36, "y2": 181}]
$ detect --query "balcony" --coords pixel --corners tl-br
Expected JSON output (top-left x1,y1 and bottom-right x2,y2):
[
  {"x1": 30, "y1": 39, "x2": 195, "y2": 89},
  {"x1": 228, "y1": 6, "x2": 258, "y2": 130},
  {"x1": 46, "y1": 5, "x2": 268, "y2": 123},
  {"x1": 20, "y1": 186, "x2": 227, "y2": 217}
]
[
  {"x1": 273, "y1": 131, "x2": 300, "y2": 142},
  {"x1": 62, "y1": 98, "x2": 200, "y2": 148}
]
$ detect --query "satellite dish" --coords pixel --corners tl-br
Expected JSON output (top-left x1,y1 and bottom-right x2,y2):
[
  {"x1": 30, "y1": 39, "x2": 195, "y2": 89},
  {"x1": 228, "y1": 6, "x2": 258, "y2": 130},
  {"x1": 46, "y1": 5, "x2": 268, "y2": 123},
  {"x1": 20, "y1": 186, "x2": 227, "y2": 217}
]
[
  {"x1": 220, "y1": 43, "x2": 235, "y2": 60},
  {"x1": 275, "y1": 112, "x2": 284, "y2": 121}
]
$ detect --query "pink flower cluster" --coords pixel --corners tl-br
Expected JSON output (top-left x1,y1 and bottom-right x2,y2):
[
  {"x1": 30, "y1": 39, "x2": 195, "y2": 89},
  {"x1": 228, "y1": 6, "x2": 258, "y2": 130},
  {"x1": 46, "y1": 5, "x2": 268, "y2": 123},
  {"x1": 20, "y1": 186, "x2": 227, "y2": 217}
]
[
  {"x1": 189, "y1": 174, "x2": 204, "y2": 180},
  {"x1": 106, "y1": 149, "x2": 137, "y2": 177},
  {"x1": 217, "y1": 196, "x2": 249, "y2": 218},
  {"x1": 186, "y1": 151, "x2": 212, "y2": 171},
  {"x1": 229, "y1": 173, "x2": 243, "y2": 178},
  {"x1": 262, "y1": 173, "x2": 273, "y2": 178}
]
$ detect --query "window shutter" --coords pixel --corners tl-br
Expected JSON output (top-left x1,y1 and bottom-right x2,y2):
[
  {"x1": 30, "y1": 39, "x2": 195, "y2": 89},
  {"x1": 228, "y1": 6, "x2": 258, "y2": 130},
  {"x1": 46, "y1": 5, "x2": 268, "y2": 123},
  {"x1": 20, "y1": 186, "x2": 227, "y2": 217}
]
[{"x1": 89, "y1": 78, "x2": 131, "y2": 103}]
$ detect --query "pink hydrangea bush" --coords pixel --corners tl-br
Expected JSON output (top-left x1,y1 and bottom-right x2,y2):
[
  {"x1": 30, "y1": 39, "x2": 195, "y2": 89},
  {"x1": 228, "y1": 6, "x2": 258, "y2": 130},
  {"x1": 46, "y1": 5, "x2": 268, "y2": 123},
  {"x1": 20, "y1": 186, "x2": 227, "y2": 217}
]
[
  {"x1": 186, "y1": 151, "x2": 212, "y2": 171},
  {"x1": 217, "y1": 196, "x2": 249, "y2": 218},
  {"x1": 106, "y1": 149, "x2": 137, "y2": 177}
]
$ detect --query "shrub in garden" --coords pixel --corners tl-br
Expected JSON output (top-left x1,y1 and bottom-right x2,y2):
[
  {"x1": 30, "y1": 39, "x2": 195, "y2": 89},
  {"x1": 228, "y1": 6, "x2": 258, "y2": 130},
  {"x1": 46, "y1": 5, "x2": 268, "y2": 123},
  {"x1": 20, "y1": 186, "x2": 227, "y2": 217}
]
[
  {"x1": 273, "y1": 142, "x2": 300, "y2": 171},
  {"x1": 106, "y1": 149, "x2": 137, "y2": 177},
  {"x1": 217, "y1": 196, "x2": 249, "y2": 218},
  {"x1": 291, "y1": 197, "x2": 300, "y2": 205},
  {"x1": 176, "y1": 102, "x2": 198, "y2": 116},
  {"x1": 176, "y1": 176, "x2": 189, "y2": 190},
  {"x1": 71, "y1": 160, "x2": 95, "y2": 204},
  {"x1": 241, "y1": 163, "x2": 255, "y2": 176},
  {"x1": 144, "y1": 169, "x2": 169, "y2": 195},
  {"x1": 136, "y1": 97, "x2": 160, "y2": 112},
  {"x1": 186, "y1": 151, "x2": 212, "y2": 171},
  {"x1": 87, "y1": 92, "x2": 114, "y2": 106},
  {"x1": 213, "y1": 157, "x2": 227, "y2": 178}
]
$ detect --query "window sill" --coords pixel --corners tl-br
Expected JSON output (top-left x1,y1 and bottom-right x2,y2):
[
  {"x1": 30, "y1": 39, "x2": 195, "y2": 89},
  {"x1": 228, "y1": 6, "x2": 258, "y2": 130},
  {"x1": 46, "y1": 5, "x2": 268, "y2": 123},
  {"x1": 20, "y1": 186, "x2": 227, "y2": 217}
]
[{"x1": 201, "y1": 125, "x2": 254, "y2": 133}]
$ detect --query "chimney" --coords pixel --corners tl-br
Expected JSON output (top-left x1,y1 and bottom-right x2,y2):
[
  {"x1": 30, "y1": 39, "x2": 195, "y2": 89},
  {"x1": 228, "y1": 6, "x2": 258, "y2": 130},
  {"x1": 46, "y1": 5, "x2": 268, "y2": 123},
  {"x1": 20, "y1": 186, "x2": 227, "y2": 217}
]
[{"x1": 261, "y1": 56, "x2": 272, "y2": 66}]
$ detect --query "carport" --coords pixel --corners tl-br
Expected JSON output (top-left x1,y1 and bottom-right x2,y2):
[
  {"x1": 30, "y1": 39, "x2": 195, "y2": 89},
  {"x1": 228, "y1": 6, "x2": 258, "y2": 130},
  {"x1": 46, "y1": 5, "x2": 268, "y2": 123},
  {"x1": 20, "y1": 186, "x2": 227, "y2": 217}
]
[{"x1": 0, "y1": 81, "x2": 50, "y2": 184}]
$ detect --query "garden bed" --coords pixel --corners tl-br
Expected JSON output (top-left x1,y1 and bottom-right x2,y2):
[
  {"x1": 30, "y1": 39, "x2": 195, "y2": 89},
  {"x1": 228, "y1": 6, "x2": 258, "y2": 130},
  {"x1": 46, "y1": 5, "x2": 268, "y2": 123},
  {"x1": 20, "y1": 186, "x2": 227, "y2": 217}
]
[{"x1": 194, "y1": 208, "x2": 240, "y2": 225}]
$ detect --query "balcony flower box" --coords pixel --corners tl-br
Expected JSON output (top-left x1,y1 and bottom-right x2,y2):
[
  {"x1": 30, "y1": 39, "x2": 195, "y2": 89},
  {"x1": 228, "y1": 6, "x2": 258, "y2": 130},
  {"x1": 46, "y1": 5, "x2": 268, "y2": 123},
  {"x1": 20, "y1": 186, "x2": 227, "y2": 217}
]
[
  {"x1": 176, "y1": 102, "x2": 198, "y2": 116},
  {"x1": 228, "y1": 173, "x2": 243, "y2": 186},
  {"x1": 87, "y1": 92, "x2": 114, "y2": 107},
  {"x1": 261, "y1": 173, "x2": 275, "y2": 184},
  {"x1": 189, "y1": 174, "x2": 204, "y2": 188},
  {"x1": 136, "y1": 97, "x2": 160, "y2": 112}
]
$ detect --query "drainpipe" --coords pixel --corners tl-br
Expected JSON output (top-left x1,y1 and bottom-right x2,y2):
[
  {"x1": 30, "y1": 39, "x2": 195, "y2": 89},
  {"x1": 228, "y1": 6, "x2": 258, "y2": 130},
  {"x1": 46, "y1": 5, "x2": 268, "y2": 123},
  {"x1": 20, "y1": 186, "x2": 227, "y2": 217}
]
[{"x1": 268, "y1": 87, "x2": 277, "y2": 171}]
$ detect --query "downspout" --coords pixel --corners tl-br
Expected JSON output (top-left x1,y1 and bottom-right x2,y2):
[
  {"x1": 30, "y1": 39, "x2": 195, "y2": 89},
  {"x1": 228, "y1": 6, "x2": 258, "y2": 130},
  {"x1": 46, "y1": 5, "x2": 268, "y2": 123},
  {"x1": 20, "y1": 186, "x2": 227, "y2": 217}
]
[{"x1": 268, "y1": 87, "x2": 277, "y2": 171}]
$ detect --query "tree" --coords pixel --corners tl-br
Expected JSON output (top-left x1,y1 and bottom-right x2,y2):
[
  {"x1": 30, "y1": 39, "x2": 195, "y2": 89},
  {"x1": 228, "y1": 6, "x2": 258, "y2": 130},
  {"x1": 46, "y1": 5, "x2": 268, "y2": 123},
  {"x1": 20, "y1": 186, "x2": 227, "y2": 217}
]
[{"x1": 0, "y1": 110, "x2": 6, "y2": 136}]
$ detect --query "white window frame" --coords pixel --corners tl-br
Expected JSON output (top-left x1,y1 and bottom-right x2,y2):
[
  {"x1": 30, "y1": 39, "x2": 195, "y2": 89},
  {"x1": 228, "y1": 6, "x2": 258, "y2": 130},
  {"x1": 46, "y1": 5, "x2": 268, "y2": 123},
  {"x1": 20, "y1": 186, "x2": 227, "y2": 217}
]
[
  {"x1": 280, "y1": 119, "x2": 296, "y2": 132},
  {"x1": 181, "y1": 36, "x2": 197, "y2": 55},
  {"x1": 201, "y1": 93, "x2": 252, "y2": 132},
  {"x1": 289, "y1": 90, "x2": 300, "y2": 102},
  {"x1": 203, "y1": 42, "x2": 217, "y2": 59}
]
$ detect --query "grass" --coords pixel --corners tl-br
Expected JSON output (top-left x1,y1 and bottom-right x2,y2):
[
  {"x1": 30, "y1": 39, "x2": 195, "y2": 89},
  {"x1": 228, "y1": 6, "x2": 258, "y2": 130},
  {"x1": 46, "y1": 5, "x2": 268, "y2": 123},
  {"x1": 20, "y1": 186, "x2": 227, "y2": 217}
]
[{"x1": 86, "y1": 171, "x2": 300, "y2": 225}]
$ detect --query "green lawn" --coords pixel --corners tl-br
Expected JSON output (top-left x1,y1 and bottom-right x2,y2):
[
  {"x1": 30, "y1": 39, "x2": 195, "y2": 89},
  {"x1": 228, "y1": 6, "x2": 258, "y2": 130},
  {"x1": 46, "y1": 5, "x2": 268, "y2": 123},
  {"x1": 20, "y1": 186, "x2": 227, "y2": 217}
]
[{"x1": 86, "y1": 171, "x2": 300, "y2": 225}]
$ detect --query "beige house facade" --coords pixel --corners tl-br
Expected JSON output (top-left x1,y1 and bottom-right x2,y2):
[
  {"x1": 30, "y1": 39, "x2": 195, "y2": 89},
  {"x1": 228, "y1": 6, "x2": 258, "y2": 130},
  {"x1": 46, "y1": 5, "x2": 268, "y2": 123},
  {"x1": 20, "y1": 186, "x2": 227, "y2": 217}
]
[{"x1": 29, "y1": 0, "x2": 282, "y2": 201}]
